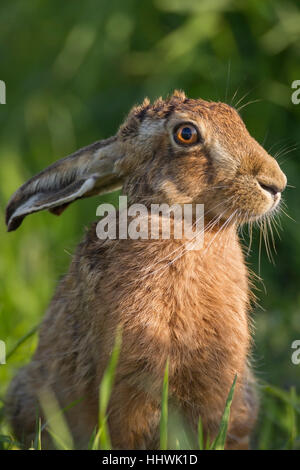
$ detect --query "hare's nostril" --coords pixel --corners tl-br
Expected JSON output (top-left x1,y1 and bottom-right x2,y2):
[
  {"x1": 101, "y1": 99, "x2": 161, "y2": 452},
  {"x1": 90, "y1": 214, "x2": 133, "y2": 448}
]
[{"x1": 258, "y1": 181, "x2": 281, "y2": 198}]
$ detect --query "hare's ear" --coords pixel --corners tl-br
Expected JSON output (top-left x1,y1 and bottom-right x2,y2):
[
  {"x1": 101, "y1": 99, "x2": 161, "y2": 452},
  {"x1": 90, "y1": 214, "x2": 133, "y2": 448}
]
[{"x1": 6, "y1": 136, "x2": 124, "y2": 231}]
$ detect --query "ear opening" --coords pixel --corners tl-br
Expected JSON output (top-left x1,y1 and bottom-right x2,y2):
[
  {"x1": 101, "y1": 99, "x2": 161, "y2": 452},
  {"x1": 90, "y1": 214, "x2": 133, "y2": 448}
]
[{"x1": 6, "y1": 136, "x2": 124, "y2": 231}]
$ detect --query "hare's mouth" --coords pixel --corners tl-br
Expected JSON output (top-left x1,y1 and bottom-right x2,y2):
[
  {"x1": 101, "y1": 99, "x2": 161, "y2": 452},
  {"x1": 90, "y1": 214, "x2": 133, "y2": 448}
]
[
  {"x1": 245, "y1": 198, "x2": 282, "y2": 223},
  {"x1": 226, "y1": 190, "x2": 282, "y2": 224},
  {"x1": 256, "y1": 179, "x2": 282, "y2": 215}
]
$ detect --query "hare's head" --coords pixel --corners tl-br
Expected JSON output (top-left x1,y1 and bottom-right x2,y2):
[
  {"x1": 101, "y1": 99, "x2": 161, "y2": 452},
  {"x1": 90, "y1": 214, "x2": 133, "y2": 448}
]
[{"x1": 6, "y1": 90, "x2": 286, "y2": 231}]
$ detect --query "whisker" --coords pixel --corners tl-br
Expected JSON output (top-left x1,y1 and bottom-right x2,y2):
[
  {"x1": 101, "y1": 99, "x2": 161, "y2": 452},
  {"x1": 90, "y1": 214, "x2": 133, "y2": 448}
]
[
  {"x1": 275, "y1": 146, "x2": 298, "y2": 164},
  {"x1": 140, "y1": 196, "x2": 235, "y2": 273},
  {"x1": 280, "y1": 206, "x2": 296, "y2": 223},
  {"x1": 272, "y1": 142, "x2": 298, "y2": 159},
  {"x1": 267, "y1": 137, "x2": 292, "y2": 155},
  {"x1": 140, "y1": 206, "x2": 232, "y2": 279},
  {"x1": 237, "y1": 99, "x2": 262, "y2": 112},
  {"x1": 247, "y1": 213, "x2": 254, "y2": 256},
  {"x1": 258, "y1": 221, "x2": 263, "y2": 277},
  {"x1": 233, "y1": 89, "x2": 253, "y2": 109},
  {"x1": 230, "y1": 86, "x2": 240, "y2": 107},
  {"x1": 201, "y1": 210, "x2": 238, "y2": 256},
  {"x1": 264, "y1": 217, "x2": 275, "y2": 264},
  {"x1": 268, "y1": 218, "x2": 277, "y2": 255}
]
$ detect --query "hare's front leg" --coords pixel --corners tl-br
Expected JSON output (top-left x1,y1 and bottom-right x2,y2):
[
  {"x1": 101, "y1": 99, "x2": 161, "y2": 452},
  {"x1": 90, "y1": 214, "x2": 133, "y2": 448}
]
[
  {"x1": 5, "y1": 365, "x2": 54, "y2": 448},
  {"x1": 107, "y1": 382, "x2": 161, "y2": 450},
  {"x1": 225, "y1": 369, "x2": 258, "y2": 450},
  {"x1": 181, "y1": 369, "x2": 258, "y2": 450}
]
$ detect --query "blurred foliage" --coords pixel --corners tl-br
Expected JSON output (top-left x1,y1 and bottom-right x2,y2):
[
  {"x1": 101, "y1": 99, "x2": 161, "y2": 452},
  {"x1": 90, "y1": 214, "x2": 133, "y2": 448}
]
[{"x1": 0, "y1": 0, "x2": 299, "y2": 449}]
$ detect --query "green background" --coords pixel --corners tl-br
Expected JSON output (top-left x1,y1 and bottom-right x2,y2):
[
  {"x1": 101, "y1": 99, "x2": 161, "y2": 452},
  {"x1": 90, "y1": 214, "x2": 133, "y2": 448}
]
[{"x1": 0, "y1": 0, "x2": 299, "y2": 449}]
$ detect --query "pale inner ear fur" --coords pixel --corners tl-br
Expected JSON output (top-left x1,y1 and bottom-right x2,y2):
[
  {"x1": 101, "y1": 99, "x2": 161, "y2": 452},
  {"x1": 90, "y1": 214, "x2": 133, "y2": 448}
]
[{"x1": 5, "y1": 136, "x2": 124, "y2": 232}]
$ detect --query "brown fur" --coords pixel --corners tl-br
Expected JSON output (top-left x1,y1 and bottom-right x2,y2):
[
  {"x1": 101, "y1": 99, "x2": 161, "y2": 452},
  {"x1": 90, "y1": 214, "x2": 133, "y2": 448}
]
[{"x1": 5, "y1": 91, "x2": 286, "y2": 449}]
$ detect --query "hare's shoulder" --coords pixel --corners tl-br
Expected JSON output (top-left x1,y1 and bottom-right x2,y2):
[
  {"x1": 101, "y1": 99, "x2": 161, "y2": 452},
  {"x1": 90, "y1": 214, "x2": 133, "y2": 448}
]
[{"x1": 76, "y1": 220, "x2": 186, "y2": 276}]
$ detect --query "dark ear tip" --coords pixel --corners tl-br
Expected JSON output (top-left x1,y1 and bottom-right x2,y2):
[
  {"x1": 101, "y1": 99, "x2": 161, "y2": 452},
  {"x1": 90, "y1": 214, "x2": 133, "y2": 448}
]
[
  {"x1": 6, "y1": 215, "x2": 24, "y2": 232},
  {"x1": 5, "y1": 206, "x2": 11, "y2": 226},
  {"x1": 5, "y1": 203, "x2": 15, "y2": 231}
]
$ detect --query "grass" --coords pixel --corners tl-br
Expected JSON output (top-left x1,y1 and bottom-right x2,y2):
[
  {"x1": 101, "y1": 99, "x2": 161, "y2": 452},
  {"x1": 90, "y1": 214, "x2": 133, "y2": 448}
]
[
  {"x1": 0, "y1": 330, "x2": 299, "y2": 450},
  {"x1": 160, "y1": 359, "x2": 169, "y2": 450},
  {"x1": 210, "y1": 375, "x2": 237, "y2": 450}
]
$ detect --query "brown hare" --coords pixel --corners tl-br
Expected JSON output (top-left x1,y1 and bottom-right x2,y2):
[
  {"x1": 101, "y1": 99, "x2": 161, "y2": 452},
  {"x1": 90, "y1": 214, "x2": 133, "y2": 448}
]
[{"x1": 5, "y1": 90, "x2": 286, "y2": 450}]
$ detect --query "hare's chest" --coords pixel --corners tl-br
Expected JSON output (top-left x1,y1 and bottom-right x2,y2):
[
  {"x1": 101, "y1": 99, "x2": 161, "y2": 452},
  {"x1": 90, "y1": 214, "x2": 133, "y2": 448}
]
[
  {"x1": 166, "y1": 250, "x2": 250, "y2": 395},
  {"x1": 114, "y1": 237, "x2": 250, "y2": 403},
  {"x1": 170, "y1": 248, "x2": 249, "y2": 332}
]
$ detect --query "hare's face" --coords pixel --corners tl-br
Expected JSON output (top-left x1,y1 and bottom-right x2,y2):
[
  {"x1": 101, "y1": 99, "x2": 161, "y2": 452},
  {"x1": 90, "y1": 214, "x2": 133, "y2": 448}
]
[
  {"x1": 6, "y1": 90, "x2": 287, "y2": 232},
  {"x1": 119, "y1": 92, "x2": 287, "y2": 224}
]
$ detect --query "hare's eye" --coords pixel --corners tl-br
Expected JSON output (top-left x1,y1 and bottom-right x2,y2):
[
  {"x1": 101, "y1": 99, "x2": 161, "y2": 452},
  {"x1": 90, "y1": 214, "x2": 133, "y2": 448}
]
[{"x1": 174, "y1": 124, "x2": 199, "y2": 146}]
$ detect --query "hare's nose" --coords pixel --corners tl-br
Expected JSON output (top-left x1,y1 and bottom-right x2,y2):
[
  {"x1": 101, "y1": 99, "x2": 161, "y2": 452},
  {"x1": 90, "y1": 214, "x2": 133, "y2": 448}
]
[
  {"x1": 257, "y1": 178, "x2": 286, "y2": 201},
  {"x1": 256, "y1": 156, "x2": 287, "y2": 198},
  {"x1": 257, "y1": 181, "x2": 282, "y2": 198}
]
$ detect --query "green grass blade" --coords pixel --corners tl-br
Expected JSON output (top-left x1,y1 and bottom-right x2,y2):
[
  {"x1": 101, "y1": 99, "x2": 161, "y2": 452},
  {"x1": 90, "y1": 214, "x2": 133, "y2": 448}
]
[
  {"x1": 6, "y1": 325, "x2": 38, "y2": 361},
  {"x1": 262, "y1": 382, "x2": 300, "y2": 415},
  {"x1": 286, "y1": 386, "x2": 297, "y2": 450},
  {"x1": 0, "y1": 435, "x2": 14, "y2": 450},
  {"x1": 33, "y1": 417, "x2": 42, "y2": 450},
  {"x1": 160, "y1": 359, "x2": 169, "y2": 450},
  {"x1": 211, "y1": 375, "x2": 237, "y2": 450},
  {"x1": 39, "y1": 388, "x2": 74, "y2": 450},
  {"x1": 97, "y1": 327, "x2": 122, "y2": 450},
  {"x1": 205, "y1": 433, "x2": 211, "y2": 450},
  {"x1": 88, "y1": 427, "x2": 97, "y2": 450},
  {"x1": 46, "y1": 428, "x2": 71, "y2": 451},
  {"x1": 198, "y1": 416, "x2": 204, "y2": 450},
  {"x1": 91, "y1": 428, "x2": 102, "y2": 450}
]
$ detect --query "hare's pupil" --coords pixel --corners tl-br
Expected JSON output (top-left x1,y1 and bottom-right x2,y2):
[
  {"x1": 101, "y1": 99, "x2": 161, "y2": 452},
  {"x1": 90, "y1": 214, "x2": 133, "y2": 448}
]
[{"x1": 181, "y1": 127, "x2": 192, "y2": 140}]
